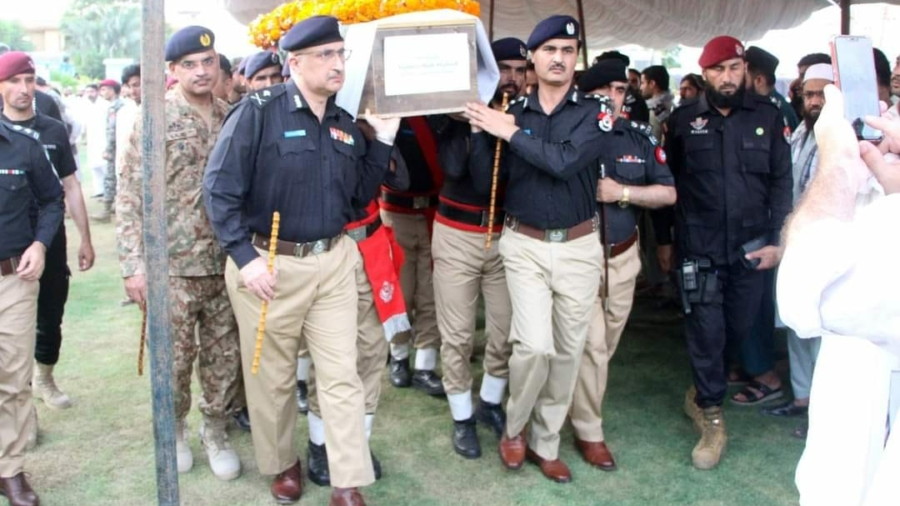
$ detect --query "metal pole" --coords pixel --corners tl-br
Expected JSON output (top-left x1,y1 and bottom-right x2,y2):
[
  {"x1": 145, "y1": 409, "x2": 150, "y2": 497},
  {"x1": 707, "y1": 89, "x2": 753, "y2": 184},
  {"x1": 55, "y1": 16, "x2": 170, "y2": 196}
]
[
  {"x1": 841, "y1": 0, "x2": 851, "y2": 35},
  {"x1": 488, "y1": 0, "x2": 495, "y2": 41},
  {"x1": 576, "y1": 0, "x2": 589, "y2": 68},
  {"x1": 141, "y1": 0, "x2": 180, "y2": 504}
]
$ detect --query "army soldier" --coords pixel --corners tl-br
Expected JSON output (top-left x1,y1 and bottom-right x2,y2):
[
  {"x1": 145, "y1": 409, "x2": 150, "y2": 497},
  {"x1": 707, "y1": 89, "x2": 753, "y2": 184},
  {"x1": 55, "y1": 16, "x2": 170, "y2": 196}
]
[
  {"x1": 382, "y1": 118, "x2": 444, "y2": 396},
  {"x1": 0, "y1": 52, "x2": 65, "y2": 506},
  {"x1": 570, "y1": 59, "x2": 676, "y2": 470},
  {"x1": 0, "y1": 52, "x2": 95, "y2": 414},
  {"x1": 432, "y1": 38, "x2": 525, "y2": 460},
  {"x1": 91, "y1": 79, "x2": 124, "y2": 223},
  {"x1": 117, "y1": 26, "x2": 242, "y2": 481},
  {"x1": 204, "y1": 16, "x2": 400, "y2": 506},
  {"x1": 666, "y1": 36, "x2": 792, "y2": 470},
  {"x1": 465, "y1": 15, "x2": 610, "y2": 483},
  {"x1": 244, "y1": 51, "x2": 285, "y2": 92}
]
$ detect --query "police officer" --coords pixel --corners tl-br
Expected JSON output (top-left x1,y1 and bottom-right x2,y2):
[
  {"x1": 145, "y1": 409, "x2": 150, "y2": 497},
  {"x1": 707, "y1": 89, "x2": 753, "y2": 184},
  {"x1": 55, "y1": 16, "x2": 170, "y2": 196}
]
[
  {"x1": 0, "y1": 52, "x2": 65, "y2": 506},
  {"x1": 431, "y1": 37, "x2": 525, "y2": 460},
  {"x1": 204, "y1": 16, "x2": 400, "y2": 506},
  {"x1": 570, "y1": 59, "x2": 676, "y2": 470},
  {"x1": 117, "y1": 26, "x2": 243, "y2": 481},
  {"x1": 465, "y1": 15, "x2": 610, "y2": 483},
  {"x1": 665, "y1": 36, "x2": 792, "y2": 470},
  {"x1": 745, "y1": 46, "x2": 799, "y2": 130},
  {"x1": 244, "y1": 51, "x2": 285, "y2": 91},
  {"x1": 0, "y1": 52, "x2": 95, "y2": 414},
  {"x1": 594, "y1": 51, "x2": 650, "y2": 123}
]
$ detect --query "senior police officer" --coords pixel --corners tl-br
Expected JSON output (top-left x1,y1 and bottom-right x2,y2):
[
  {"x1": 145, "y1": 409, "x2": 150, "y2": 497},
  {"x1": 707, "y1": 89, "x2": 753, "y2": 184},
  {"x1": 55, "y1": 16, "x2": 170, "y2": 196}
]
[
  {"x1": 465, "y1": 15, "x2": 611, "y2": 483},
  {"x1": 431, "y1": 38, "x2": 525, "y2": 460},
  {"x1": 0, "y1": 52, "x2": 65, "y2": 506},
  {"x1": 117, "y1": 26, "x2": 243, "y2": 481},
  {"x1": 244, "y1": 51, "x2": 285, "y2": 91},
  {"x1": 665, "y1": 36, "x2": 792, "y2": 470},
  {"x1": 0, "y1": 52, "x2": 95, "y2": 414},
  {"x1": 570, "y1": 59, "x2": 676, "y2": 471},
  {"x1": 204, "y1": 15, "x2": 400, "y2": 506}
]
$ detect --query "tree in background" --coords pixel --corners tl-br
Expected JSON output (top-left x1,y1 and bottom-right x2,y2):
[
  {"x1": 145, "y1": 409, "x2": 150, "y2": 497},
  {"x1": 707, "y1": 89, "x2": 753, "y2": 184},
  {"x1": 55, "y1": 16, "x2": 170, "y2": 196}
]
[
  {"x1": 661, "y1": 45, "x2": 682, "y2": 70},
  {"x1": 0, "y1": 20, "x2": 35, "y2": 51},
  {"x1": 61, "y1": 0, "x2": 141, "y2": 79}
]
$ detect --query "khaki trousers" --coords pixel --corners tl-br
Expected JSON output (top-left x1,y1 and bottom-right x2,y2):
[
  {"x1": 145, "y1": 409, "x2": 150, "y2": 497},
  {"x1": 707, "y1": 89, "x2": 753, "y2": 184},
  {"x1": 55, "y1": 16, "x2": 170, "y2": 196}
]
[
  {"x1": 571, "y1": 241, "x2": 641, "y2": 442},
  {"x1": 0, "y1": 275, "x2": 38, "y2": 477},
  {"x1": 226, "y1": 236, "x2": 373, "y2": 487},
  {"x1": 380, "y1": 210, "x2": 440, "y2": 350},
  {"x1": 308, "y1": 258, "x2": 388, "y2": 415},
  {"x1": 500, "y1": 228, "x2": 602, "y2": 460},
  {"x1": 432, "y1": 222, "x2": 511, "y2": 395}
]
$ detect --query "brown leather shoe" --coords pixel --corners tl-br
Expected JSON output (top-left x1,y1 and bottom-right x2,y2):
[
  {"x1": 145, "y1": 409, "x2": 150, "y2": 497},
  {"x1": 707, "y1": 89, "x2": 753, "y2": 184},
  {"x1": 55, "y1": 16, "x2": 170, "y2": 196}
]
[
  {"x1": 271, "y1": 460, "x2": 303, "y2": 504},
  {"x1": 0, "y1": 473, "x2": 40, "y2": 506},
  {"x1": 525, "y1": 448, "x2": 572, "y2": 483},
  {"x1": 498, "y1": 430, "x2": 526, "y2": 470},
  {"x1": 329, "y1": 487, "x2": 366, "y2": 506},
  {"x1": 575, "y1": 439, "x2": 617, "y2": 471}
]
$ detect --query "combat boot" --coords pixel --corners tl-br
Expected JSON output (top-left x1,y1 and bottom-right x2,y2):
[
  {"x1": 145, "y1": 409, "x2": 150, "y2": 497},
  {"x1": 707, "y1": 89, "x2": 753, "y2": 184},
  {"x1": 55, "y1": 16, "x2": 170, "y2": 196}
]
[
  {"x1": 33, "y1": 362, "x2": 72, "y2": 410},
  {"x1": 683, "y1": 385, "x2": 702, "y2": 433},
  {"x1": 199, "y1": 419, "x2": 241, "y2": 481},
  {"x1": 90, "y1": 201, "x2": 111, "y2": 223},
  {"x1": 692, "y1": 406, "x2": 727, "y2": 470},
  {"x1": 175, "y1": 419, "x2": 194, "y2": 473}
]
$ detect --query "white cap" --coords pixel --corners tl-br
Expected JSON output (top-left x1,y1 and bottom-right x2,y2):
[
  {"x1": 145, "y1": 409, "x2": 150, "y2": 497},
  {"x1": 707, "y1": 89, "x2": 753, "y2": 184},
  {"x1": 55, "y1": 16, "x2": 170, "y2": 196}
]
[{"x1": 804, "y1": 63, "x2": 834, "y2": 83}]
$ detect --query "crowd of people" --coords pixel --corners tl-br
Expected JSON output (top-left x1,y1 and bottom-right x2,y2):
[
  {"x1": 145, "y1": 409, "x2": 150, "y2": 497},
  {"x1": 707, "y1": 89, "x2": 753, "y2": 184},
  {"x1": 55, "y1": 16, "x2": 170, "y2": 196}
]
[{"x1": 1, "y1": 11, "x2": 900, "y2": 506}]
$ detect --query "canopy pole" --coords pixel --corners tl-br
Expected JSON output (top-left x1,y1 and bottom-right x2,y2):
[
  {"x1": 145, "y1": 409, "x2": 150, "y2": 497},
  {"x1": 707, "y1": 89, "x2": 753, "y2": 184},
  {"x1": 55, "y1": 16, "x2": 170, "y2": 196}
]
[
  {"x1": 841, "y1": 0, "x2": 851, "y2": 34},
  {"x1": 141, "y1": 0, "x2": 180, "y2": 503},
  {"x1": 488, "y1": 0, "x2": 495, "y2": 41},
  {"x1": 576, "y1": 0, "x2": 589, "y2": 68}
]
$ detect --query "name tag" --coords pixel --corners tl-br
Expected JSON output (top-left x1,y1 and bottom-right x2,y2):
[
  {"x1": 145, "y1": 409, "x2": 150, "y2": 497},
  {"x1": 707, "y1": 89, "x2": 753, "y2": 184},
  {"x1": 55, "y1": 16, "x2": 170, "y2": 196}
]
[{"x1": 284, "y1": 130, "x2": 306, "y2": 138}]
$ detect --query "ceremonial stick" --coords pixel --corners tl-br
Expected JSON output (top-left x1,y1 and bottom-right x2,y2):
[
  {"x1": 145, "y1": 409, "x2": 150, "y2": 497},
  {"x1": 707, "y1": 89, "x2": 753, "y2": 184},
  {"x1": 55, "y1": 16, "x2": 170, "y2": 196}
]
[
  {"x1": 485, "y1": 92, "x2": 509, "y2": 251},
  {"x1": 600, "y1": 163, "x2": 611, "y2": 313},
  {"x1": 138, "y1": 303, "x2": 147, "y2": 376},
  {"x1": 251, "y1": 211, "x2": 281, "y2": 375}
]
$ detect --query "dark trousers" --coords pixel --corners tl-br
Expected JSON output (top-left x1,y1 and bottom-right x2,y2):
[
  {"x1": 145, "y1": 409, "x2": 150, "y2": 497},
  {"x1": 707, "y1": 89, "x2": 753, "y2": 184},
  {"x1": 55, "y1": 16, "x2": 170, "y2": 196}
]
[
  {"x1": 684, "y1": 262, "x2": 765, "y2": 408},
  {"x1": 738, "y1": 269, "x2": 775, "y2": 376},
  {"x1": 36, "y1": 223, "x2": 70, "y2": 366}
]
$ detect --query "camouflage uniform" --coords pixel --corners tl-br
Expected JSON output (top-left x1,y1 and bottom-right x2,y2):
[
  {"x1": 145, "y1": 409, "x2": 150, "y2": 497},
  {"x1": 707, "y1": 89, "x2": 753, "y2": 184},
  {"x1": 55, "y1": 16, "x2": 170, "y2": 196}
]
[
  {"x1": 103, "y1": 97, "x2": 125, "y2": 205},
  {"x1": 116, "y1": 88, "x2": 240, "y2": 425}
]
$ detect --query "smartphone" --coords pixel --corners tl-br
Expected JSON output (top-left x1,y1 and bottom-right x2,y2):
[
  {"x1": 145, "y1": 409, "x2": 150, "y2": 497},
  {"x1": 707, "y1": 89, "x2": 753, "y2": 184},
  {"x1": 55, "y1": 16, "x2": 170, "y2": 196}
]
[{"x1": 831, "y1": 35, "x2": 884, "y2": 143}]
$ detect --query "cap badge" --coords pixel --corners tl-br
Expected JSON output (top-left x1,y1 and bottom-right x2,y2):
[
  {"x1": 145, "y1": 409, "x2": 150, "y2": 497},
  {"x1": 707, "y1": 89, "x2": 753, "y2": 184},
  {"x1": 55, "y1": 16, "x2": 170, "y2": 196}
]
[
  {"x1": 755, "y1": 127, "x2": 764, "y2": 136},
  {"x1": 520, "y1": 45, "x2": 527, "y2": 58},
  {"x1": 735, "y1": 44, "x2": 744, "y2": 56},
  {"x1": 200, "y1": 33, "x2": 212, "y2": 47},
  {"x1": 566, "y1": 22, "x2": 576, "y2": 35}
]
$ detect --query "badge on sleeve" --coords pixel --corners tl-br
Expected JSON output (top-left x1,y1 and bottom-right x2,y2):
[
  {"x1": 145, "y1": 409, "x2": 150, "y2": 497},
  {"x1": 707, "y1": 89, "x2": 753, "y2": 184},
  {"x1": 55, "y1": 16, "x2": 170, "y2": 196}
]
[
  {"x1": 597, "y1": 112, "x2": 612, "y2": 132},
  {"x1": 655, "y1": 146, "x2": 667, "y2": 164},
  {"x1": 783, "y1": 118, "x2": 792, "y2": 144}
]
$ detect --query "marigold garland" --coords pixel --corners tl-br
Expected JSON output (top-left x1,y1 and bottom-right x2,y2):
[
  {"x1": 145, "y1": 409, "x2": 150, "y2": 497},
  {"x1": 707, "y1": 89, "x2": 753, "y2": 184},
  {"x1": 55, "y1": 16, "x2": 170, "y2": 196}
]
[{"x1": 249, "y1": 0, "x2": 481, "y2": 49}]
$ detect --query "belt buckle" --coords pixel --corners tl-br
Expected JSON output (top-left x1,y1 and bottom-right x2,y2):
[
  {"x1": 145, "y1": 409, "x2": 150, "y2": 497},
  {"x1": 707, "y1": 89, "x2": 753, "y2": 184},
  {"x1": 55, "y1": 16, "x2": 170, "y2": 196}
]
[
  {"x1": 413, "y1": 196, "x2": 430, "y2": 209},
  {"x1": 311, "y1": 240, "x2": 326, "y2": 255},
  {"x1": 293, "y1": 243, "x2": 305, "y2": 257},
  {"x1": 546, "y1": 229, "x2": 567, "y2": 242},
  {"x1": 347, "y1": 226, "x2": 366, "y2": 243}
]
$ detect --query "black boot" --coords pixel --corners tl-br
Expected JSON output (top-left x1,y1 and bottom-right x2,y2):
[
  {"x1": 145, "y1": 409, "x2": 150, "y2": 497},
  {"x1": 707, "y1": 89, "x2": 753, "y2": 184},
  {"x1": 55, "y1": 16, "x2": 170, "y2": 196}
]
[
  {"x1": 306, "y1": 440, "x2": 330, "y2": 486},
  {"x1": 475, "y1": 400, "x2": 505, "y2": 439},
  {"x1": 371, "y1": 451, "x2": 382, "y2": 480},
  {"x1": 452, "y1": 417, "x2": 481, "y2": 459},
  {"x1": 412, "y1": 370, "x2": 446, "y2": 397},
  {"x1": 296, "y1": 380, "x2": 308, "y2": 414},
  {"x1": 390, "y1": 357, "x2": 411, "y2": 388},
  {"x1": 231, "y1": 407, "x2": 251, "y2": 432}
]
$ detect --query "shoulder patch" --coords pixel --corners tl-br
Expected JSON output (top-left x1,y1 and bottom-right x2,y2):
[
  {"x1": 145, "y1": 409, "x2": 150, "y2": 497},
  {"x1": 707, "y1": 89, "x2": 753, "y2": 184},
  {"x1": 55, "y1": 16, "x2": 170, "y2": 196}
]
[
  {"x1": 655, "y1": 145, "x2": 667, "y2": 164},
  {"x1": 248, "y1": 85, "x2": 286, "y2": 109}
]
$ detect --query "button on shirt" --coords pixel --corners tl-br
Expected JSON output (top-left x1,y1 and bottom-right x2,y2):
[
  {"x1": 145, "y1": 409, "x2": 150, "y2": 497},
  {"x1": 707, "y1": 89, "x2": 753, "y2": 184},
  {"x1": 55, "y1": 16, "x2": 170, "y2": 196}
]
[
  {"x1": 0, "y1": 122, "x2": 64, "y2": 260},
  {"x1": 204, "y1": 80, "x2": 393, "y2": 268},
  {"x1": 470, "y1": 87, "x2": 610, "y2": 230}
]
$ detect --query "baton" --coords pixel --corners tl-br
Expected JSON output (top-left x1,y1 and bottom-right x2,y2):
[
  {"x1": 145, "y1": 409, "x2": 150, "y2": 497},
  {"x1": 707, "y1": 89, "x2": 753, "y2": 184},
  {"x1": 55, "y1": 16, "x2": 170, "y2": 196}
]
[
  {"x1": 485, "y1": 92, "x2": 509, "y2": 251},
  {"x1": 251, "y1": 211, "x2": 280, "y2": 375},
  {"x1": 137, "y1": 303, "x2": 147, "y2": 376}
]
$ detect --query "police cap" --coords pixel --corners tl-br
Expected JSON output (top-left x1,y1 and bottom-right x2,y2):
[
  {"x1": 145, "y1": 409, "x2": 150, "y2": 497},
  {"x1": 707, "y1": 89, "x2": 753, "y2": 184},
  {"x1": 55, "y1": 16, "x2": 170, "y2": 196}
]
[
  {"x1": 245, "y1": 51, "x2": 282, "y2": 79},
  {"x1": 165, "y1": 26, "x2": 216, "y2": 62},
  {"x1": 526, "y1": 15, "x2": 579, "y2": 51},
  {"x1": 492, "y1": 37, "x2": 527, "y2": 62},
  {"x1": 280, "y1": 16, "x2": 343, "y2": 52}
]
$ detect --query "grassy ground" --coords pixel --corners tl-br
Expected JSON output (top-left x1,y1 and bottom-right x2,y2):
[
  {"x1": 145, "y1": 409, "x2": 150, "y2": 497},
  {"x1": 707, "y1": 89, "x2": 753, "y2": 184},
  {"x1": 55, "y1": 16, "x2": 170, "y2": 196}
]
[{"x1": 26, "y1": 179, "x2": 804, "y2": 505}]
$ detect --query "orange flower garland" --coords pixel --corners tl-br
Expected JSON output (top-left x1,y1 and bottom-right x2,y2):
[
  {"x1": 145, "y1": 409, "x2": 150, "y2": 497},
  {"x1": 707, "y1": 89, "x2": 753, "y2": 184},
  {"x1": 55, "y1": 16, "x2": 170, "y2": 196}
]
[{"x1": 250, "y1": 0, "x2": 481, "y2": 49}]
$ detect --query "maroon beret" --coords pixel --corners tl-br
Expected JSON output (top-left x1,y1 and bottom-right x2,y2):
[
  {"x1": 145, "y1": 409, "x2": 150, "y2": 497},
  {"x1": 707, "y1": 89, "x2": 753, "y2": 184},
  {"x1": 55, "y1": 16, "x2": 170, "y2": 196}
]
[
  {"x1": 698, "y1": 36, "x2": 745, "y2": 68},
  {"x1": 99, "y1": 78, "x2": 120, "y2": 88},
  {"x1": 0, "y1": 51, "x2": 36, "y2": 82}
]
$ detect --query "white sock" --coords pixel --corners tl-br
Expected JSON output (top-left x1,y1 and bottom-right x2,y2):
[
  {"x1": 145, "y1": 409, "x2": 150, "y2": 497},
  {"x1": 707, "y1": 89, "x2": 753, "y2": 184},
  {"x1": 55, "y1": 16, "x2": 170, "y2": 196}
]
[
  {"x1": 414, "y1": 348, "x2": 437, "y2": 371},
  {"x1": 308, "y1": 411, "x2": 326, "y2": 446},
  {"x1": 448, "y1": 391, "x2": 474, "y2": 421},
  {"x1": 479, "y1": 374, "x2": 508, "y2": 405},
  {"x1": 390, "y1": 343, "x2": 410, "y2": 360},
  {"x1": 365, "y1": 414, "x2": 374, "y2": 440},
  {"x1": 296, "y1": 357, "x2": 311, "y2": 382}
]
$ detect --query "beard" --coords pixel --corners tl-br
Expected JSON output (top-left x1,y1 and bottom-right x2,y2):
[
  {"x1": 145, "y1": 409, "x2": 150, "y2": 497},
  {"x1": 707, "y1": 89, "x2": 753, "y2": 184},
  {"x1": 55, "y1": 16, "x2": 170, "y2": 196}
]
[
  {"x1": 494, "y1": 83, "x2": 520, "y2": 104},
  {"x1": 804, "y1": 108, "x2": 821, "y2": 130},
  {"x1": 705, "y1": 83, "x2": 744, "y2": 110}
]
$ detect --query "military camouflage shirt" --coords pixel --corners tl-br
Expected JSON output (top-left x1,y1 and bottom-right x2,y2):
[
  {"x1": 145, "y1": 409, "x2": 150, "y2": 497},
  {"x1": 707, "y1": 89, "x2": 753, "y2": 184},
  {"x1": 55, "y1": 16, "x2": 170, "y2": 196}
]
[
  {"x1": 105, "y1": 97, "x2": 125, "y2": 162},
  {"x1": 116, "y1": 87, "x2": 228, "y2": 277}
]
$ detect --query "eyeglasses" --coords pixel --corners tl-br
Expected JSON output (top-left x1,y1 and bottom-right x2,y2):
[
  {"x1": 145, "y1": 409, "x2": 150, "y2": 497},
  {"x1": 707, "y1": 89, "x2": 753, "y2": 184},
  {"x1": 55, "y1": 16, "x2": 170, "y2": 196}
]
[
  {"x1": 179, "y1": 57, "x2": 217, "y2": 70},
  {"x1": 295, "y1": 48, "x2": 352, "y2": 62},
  {"x1": 802, "y1": 90, "x2": 826, "y2": 100}
]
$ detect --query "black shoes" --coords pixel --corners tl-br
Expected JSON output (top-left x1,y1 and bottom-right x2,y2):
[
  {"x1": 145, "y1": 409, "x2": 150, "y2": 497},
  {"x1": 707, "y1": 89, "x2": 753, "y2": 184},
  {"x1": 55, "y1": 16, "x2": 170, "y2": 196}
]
[
  {"x1": 307, "y1": 440, "x2": 383, "y2": 487},
  {"x1": 390, "y1": 358, "x2": 411, "y2": 388},
  {"x1": 452, "y1": 417, "x2": 481, "y2": 459},
  {"x1": 232, "y1": 407, "x2": 251, "y2": 432},
  {"x1": 411, "y1": 370, "x2": 445, "y2": 397},
  {"x1": 297, "y1": 380, "x2": 309, "y2": 414},
  {"x1": 475, "y1": 400, "x2": 505, "y2": 439},
  {"x1": 761, "y1": 401, "x2": 808, "y2": 418}
]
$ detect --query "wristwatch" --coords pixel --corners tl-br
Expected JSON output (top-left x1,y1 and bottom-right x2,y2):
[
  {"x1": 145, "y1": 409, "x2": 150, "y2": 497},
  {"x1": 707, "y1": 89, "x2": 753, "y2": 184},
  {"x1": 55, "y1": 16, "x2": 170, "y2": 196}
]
[{"x1": 618, "y1": 186, "x2": 631, "y2": 208}]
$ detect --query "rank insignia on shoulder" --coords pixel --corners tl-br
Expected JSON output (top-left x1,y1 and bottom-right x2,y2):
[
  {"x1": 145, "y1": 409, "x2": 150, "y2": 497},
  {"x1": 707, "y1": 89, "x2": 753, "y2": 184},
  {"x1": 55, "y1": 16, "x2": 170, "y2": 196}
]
[
  {"x1": 250, "y1": 92, "x2": 267, "y2": 107},
  {"x1": 9, "y1": 124, "x2": 39, "y2": 140},
  {"x1": 329, "y1": 127, "x2": 354, "y2": 146},
  {"x1": 649, "y1": 134, "x2": 659, "y2": 146},
  {"x1": 769, "y1": 95, "x2": 780, "y2": 107}
]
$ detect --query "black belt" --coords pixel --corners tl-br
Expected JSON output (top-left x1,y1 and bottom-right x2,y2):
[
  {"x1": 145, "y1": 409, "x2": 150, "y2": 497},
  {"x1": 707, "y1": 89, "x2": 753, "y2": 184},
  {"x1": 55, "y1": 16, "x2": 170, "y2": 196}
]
[
  {"x1": 381, "y1": 191, "x2": 437, "y2": 210},
  {"x1": 251, "y1": 233, "x2": 343, "y2": 258},
  {"x1": 346, "y1": 216, "x2": 382, "y2": 242},
  {"x1": 437, "y1": 201, "x2": 505, "y2": 228}
]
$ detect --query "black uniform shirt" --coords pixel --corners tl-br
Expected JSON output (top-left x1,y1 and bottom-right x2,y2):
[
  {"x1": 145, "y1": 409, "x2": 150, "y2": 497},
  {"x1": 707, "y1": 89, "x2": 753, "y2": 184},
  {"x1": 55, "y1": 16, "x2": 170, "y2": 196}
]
[
  {"x1": 0, "y1": 122, "x2": 64, "y2": 260},
  {"x1": 203, "y1": 80, "x2": 392, "y2": 268},
  {"x1": 4, "y1": 113, "x2": 77, "y2": 180},
  {"x1": 435, "y1": 116, "x2": 496, "y2": 207},
  {"x1": 623, "y1": 90, "x2": 649, "y2": 123},
  {"x1": 470, "y1": 87, "x2": 611, "y2": 230},
  {"x1": 600, "y1": 118, "x2": 674, "y2": 244},
  {"x1": 665, "y1": 92, "x2": 793, "y2": 265},
  {"x1": 392, "y1": 118, "x2": 437, "y2": 194}
]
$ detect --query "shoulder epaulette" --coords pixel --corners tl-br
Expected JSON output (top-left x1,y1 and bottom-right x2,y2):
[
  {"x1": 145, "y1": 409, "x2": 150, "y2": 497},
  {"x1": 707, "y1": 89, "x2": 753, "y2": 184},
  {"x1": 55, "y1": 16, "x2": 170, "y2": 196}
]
[
  {"x1": 7, "y1": 123, "x2": 41, "y2": 141},
  {"x1": 750, "y1": 93, "x2": 780, "y2": 109},
  {"x1": 247, "y1": 85, "x2": 286, "y2": 109},
  {"x1": 672, "y1": 96, "x2": 699, "y2": 112},
  {"x1": 624, "y1": 120, "x2": 658, "y2": 145}
]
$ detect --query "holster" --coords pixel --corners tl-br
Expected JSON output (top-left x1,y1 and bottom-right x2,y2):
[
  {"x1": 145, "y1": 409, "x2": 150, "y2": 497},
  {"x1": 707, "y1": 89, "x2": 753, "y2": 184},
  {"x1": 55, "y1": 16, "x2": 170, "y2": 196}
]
[{"x1": 675, "y1": 259, "x2": 722, "y2": 314}]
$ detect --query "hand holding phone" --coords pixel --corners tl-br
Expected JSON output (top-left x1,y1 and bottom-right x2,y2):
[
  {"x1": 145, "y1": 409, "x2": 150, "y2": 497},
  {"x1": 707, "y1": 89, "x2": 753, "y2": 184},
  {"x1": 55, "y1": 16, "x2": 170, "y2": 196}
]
[{"x1": 831, "y1": 35, "x2": 884, "y2": 143}]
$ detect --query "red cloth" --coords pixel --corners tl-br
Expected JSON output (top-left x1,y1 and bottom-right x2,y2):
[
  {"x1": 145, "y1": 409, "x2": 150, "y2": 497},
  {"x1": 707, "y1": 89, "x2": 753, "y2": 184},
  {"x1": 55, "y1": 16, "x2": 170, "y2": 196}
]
[
  {"x1": 0, "y1": 52, "x2": 35, "y2": 82},
  {"x1": 698, "y1": 36, "x2": 744, "y2": 68},
  {"x1": 357, "y1": 225, "x2": 410, "y2": 341},
  {"x1": 407, "y1": 116, "x2": 444, "y2": 190}
]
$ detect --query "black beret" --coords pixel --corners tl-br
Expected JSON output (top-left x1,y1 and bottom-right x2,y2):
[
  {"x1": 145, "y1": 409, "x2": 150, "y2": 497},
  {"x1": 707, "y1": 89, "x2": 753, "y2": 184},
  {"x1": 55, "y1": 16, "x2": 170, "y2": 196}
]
[
  {"x1": 745, "y1": 46, "x2": 779, "y2": 76},
  {"x1": 218, "y1": 54, "x2": 232, "y2": 75},
  {"x1": 280, "y1": 15, "x2": 343, "y2": 52},
  {"x1": 492, "y1": 37, "x2": 527, "y2": 62},
  {"x1": 874, "y1": 48, "x2": 891, "y2": 85},
  {"x1": 237, "y1": 58, "x2": 247, "y2": 76},
  {"x1": 594, "y1": 50, "x2": 630, "y2": 66},
  {"x1": 165, "y1": 26, "x2": 215, "y2": 62},
  {"x1": 245, "y1": 51, "x2": 282, "y2": 79},
  {"x1": 578, "y1": 59, "x2": 628, "y2": 92},
  {"x1": 526, "y1": 15, "x2": 579, "y2": 51}
]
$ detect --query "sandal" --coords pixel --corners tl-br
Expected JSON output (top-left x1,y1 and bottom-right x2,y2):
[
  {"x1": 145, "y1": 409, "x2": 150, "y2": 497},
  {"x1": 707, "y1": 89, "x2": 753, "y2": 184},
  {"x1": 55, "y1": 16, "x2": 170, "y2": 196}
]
[
  {"x1": 727, "y1": 369, "x2": 751, "y2": 387},
  {"x1": 730, "y1": 380, "x2": 783, "y2": 406}
]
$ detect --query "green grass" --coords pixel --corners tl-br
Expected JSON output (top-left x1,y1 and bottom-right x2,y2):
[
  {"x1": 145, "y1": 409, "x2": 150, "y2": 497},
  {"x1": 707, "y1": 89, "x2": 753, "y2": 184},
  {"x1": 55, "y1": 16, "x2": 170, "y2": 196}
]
[{"x1": 28, "y1": 179, "x2": 803, "y2": 505}]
